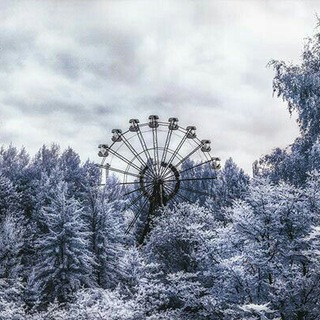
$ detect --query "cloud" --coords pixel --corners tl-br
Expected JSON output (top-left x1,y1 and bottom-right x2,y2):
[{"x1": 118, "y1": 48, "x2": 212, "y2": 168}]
[{"x1": 1, "y1": 0, "x2": 317, "y2": 174}]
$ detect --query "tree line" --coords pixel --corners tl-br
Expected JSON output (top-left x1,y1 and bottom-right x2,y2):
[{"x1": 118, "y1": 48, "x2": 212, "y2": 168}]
[{"x1": 1, "y1": 23, "x2": 320, "y2": 320}]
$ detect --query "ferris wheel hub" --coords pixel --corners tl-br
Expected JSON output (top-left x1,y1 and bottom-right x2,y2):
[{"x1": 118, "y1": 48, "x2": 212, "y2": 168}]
[{"x1": 139, "y1": 161, "x2": 180, "y2": 202}]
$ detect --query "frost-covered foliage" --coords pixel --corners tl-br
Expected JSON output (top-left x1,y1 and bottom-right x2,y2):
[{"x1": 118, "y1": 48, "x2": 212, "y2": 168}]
[
  {"x1": 0, "y1": 141, "x2": 319, "y2": 319},
  {"x1": 0, "y1": 174, "x2": 21, "y2": 221},
  {"x1": 180, "y1": 157, "x2": 249, "y2": 221},
  {"x1": 3, "y1": 24, "x2": 320, "y2": 316},
  {"x1": 215, "y1": 176, "x2": 320, "y2": 319},
  {"x1": 88, "y1": 186, "x2": 126, "y2": 289},
  {"x1": 51, "y1": 288, "x2": 143, "y2": 320},
  {"x1": 145, "y1": 202, "x2": 219, "y2": 274},
  {"x1": 26, "y1": 182, "x2": 96, "y2": 307},
  {"x1": 0, "y1": 214, "x2": 24, "y2": 279},
  {"x1": 270, "y1": 35, "x2": 320, "y2": 138},
  {"x1": 256, "y1": 28, "x2": 320, "y2": 184}
]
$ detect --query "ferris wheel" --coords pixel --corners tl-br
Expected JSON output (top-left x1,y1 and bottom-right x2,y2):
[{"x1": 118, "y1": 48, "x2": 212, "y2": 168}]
[{"x1": 98, "y1": 115, "x2": 220, "y2": 243}]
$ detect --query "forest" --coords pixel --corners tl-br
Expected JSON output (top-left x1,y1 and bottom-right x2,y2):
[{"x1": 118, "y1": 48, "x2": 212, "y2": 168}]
[{"x1": 1, "y1": 25, "x2": 320, "y2": 320}]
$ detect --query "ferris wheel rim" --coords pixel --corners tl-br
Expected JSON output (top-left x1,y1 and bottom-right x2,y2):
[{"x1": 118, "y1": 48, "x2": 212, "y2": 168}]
[
  {"x1": 97, "y1": 115, "x2": 221, "y2": 242},
  {"x1": 102, "y1": 121, "x2": 213, "y2": 175}
]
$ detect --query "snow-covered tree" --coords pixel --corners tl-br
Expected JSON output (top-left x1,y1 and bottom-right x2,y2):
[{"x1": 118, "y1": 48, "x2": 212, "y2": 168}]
[
  {"x1": 217, "y1": 158, "x2": 249, "y2": 207},
  {"x1": 145, "y1": 202, "x2": 218, "y2": 274},
  {"x1": 0, "y1": 174, "x2": 21, "y2": 221},
  {"x1": 58, "y1": 147, "x2": 83, "y2": 198},
  {"x1": 142, "y1": 203, "x2": 221, "y2": 318},
  {"x1": 216, "y1": 178, "x2": 320, "y2": 319},
  {"x1": 208, "y1": 158, "x2": 250, "y2": 222},
  {"x1": 49, "y1": 288, "x2": 142, "y2": 320},
  {"x1": 256, "y1": 26, "x2": 320, "y2": 184},
  {"x1": 31, "y1": 145, "x2": 60, "y2": 178},
  {"x1": 0, "y1": 214, "x2": 24, "y2": 279},
  {"x1": 0, "y1": 144, "x2": 30, "y2": 187},
  {"x1": 26, "y1": 182, "x2": 95, "y2": 307},
  {"x1": 81, "y1": 173, "x2": 126, "y2": 289},
  {"x1": 270, "y1": 32, "x2": 320, "y2": 140},
  {"x1": 119, "y1": 248, "x2": 174, "y2": 318},
  {"x1": 90, "y1": 196, "x2": 126, "y2": 289}
]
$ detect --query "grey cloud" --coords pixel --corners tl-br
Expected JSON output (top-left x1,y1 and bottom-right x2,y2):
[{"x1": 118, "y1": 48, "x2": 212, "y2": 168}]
[
  {"x1": 0, "y1": 29, "x2": 36, "y2": 72},
  {"x1": 136, "y1": 87, "x2": 221, "y2": 110},
  {"x1": 2, "y1": 96, "x2": 114, "y2": 126},
  {"x1": 0, "y1": 129, "x2": 18, "y2": 142},
  {"x1": 67, "y1": 27, "x2": 145, "y2": 83},
  {"x1": 54, "y1": 52, "x2": 81, "y2": 80},
  {"x1": 3, "y1": 97, "x2": 81, "y2": 116},
  {"x1": 49, "y1": 33, "x2": 144, "y2": 84},
  {"x1": 0, "y1": 0, "x2": 317, "y2": 174}
]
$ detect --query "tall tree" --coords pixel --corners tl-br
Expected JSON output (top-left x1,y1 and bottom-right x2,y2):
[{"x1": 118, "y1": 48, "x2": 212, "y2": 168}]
[
  {"x1": 256, "y1": 26, "x2": 320, "y2": 184},
  {"x1": 0, "y1": 144, "x2": 30, "y2": 187},
  {"x1": 143, "y1": 203, "x2": 220, "y2": 318},
  {"x1": 90, "y1": 194, "x2": 126, "y2": 289},
  {"x1": 0, "y1": 214, "x2": 24, "y2": 280},
  {"x1": 26, "y1": 182, "x2": 95, "y2": 307},
  {"x1": 216, "y1": 178, "x2": 320, "y2": 319},
  {"x1": 0, "y1": 174, "x2": 21, "y2": 222}
]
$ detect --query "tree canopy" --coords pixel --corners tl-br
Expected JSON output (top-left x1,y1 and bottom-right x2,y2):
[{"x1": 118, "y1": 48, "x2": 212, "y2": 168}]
[{"x1": 1, "y1": 21, "x2": 320, "y2": 320}]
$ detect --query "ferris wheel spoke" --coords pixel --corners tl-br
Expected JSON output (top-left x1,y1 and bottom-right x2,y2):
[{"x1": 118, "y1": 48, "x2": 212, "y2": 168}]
[
  {"x1": 121, "y1": 133, "x2": 148, "y2": 169},
  {"x1": 163, "y1": 184, "x2": 175, "y2": 198},
  {"x1": 145, "y1": 185, "x2": 153, "y2": 196},
  {"x1": 108, "y1": 148, "x2": 141, "y2": 172},
  {"x1": 139, "y1": 165, "x2": 156, "y2": 182},
  {"x1": 159, "y1": 129, "x2": 191, "y2": 178},
  {"x1": 137, "y1": 129, "x2": 153, "y2": 165},
  {"x1": 151, "y1": 127, "x2": 160, "y2": 175},
  {"x1": 164, "y1": 158, "x2": 214, "y2": 180},
  {"x1": 162, "y1": 182, "x2": 174, "y2": 192},
  {"x1": 136, "y1": 134, "x2": 157, "y2": 180},
  {"x1": 138, "y1": 182, "x2": 153, "y2": 199},
  {"x1": 123, "y1": 182, "x2": 153, "y2": 197},
  {"x1": 149, "y1": 115, "x2": 160, "y2": 174},
  {"x1": 161, "y1": 144, "x2": 202, "y2": 180},
  {"x1": 179, "y1": 158, "x2": 213, "y2": 175},
  {"x1": 122, "y1": 193, "x2": 146, "y2": 212},
  {"x1": 161, "y1": 184, "x2": 171, "y2": 197},
  {"x1": 116, "y1": 180, "x2": 140, "y2": 186},
  {"x1": 174, "y1": 192, "x2": 192, "y2": 203},
  {"x1": 174, "y1": 143, "x2": 202, "y2": 168},
  {"x1": 160, "y1": 129, "x2": 173, "y2": 169},
  {"x1": 165, "y1": 177, "x2": 218, "y2": 183},
  {"x1": 125, "y1": 199, "x2": 149, "y2": 234},
  {"x1": 98, "y1": 164, "x2": 141, "y2": 179}
]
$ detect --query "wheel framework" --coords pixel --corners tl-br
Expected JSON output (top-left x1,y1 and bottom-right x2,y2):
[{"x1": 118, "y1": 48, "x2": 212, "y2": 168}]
[{"x1": 98, "y1": 115, "x2": 220, "y2": 243}]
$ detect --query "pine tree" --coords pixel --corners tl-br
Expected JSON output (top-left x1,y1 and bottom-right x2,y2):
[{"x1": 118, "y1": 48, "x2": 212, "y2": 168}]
[
  {"x1": 81, "y1": 173, "x2": 126, "y2": 289},
  {"x1": 0, "y1": 144, "x2": 30, "y2": 187},
  {"x1": 0, "y1": 214, "x2": 24, "y2": 279},
  {"x1": 26, "y1": 182, "x2": 95, "y2": 307},
  {"x1": 213, "y1": 157, "x2": 249, "y2": 215},
  {"x1": 0, "y1": 174, "x2": 21, "y2": 221},
  {"x1": 91, "y1": 195, "x2": 126, "y2": 289},
  {"x1": 59, "y1": 147, "x2": 83, "y2": 199}
]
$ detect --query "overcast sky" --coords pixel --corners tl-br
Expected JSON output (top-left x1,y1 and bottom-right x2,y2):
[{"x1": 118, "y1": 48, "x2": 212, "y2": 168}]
[{"x1": 1, "y1": 0, "x2": 320, "y2": 174}]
